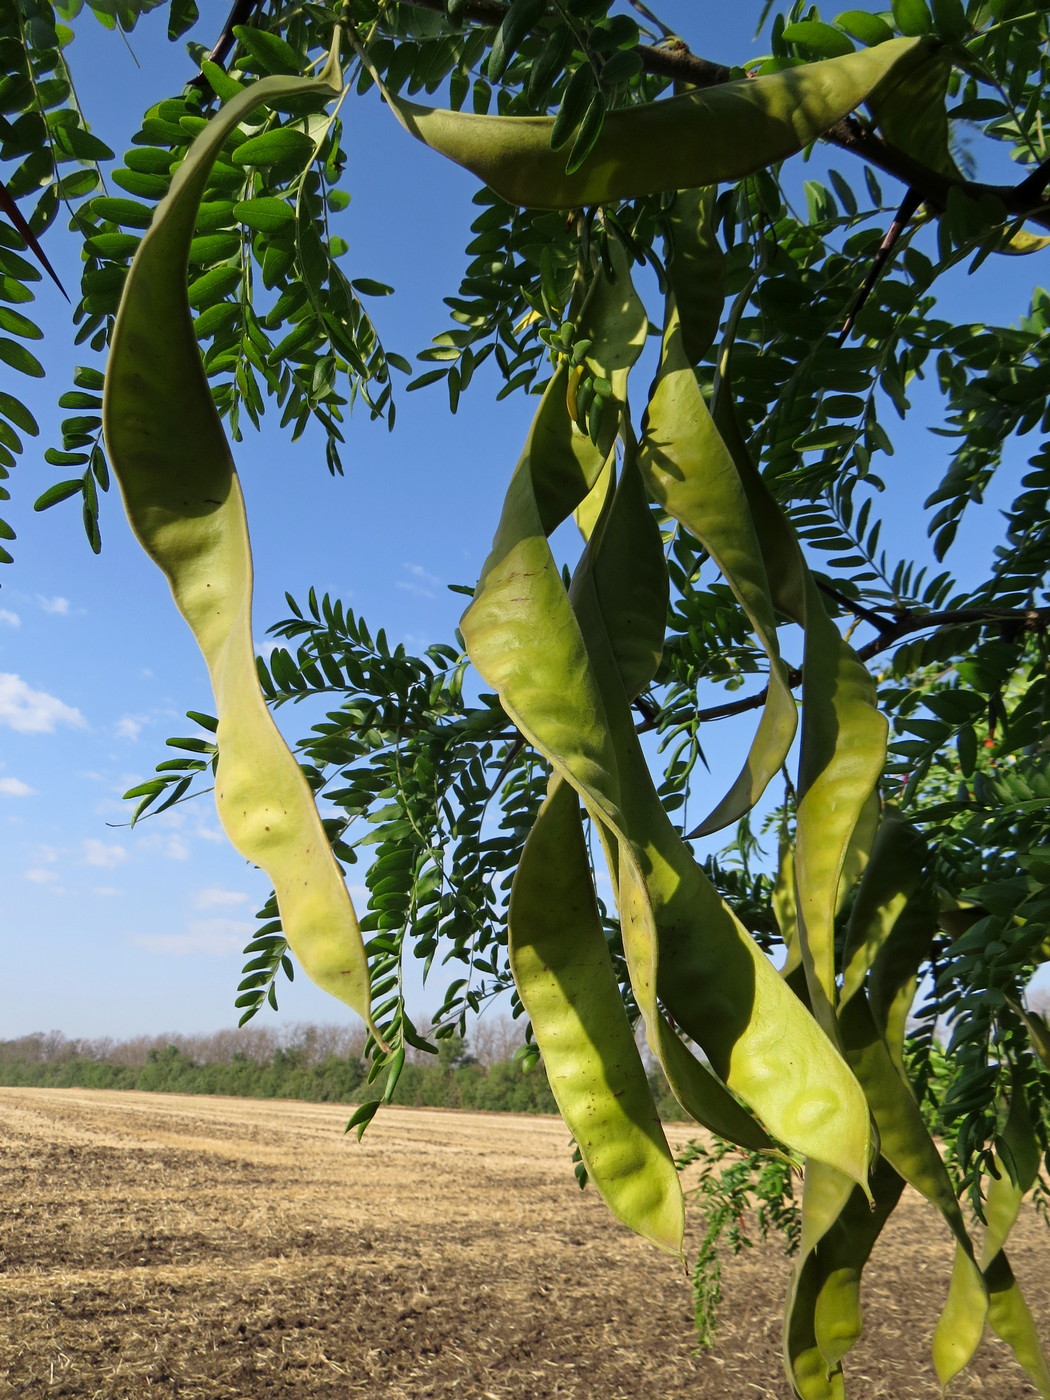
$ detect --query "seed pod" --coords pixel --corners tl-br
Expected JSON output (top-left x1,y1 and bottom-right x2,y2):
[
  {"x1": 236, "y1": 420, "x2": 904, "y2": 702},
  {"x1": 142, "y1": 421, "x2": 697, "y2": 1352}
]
[
  {"x1": 104, "y1": 55, "x2": 384, "y2": 1045},
  {"x1": 639, "y1": 300, "x2": 797, "y2": 834},
  {"x1": 509, "y1": 775, "x2": 684, "y2": 1256},
  {"x1": 383, "y1": 39, "x2": 937, "y2": 208}
]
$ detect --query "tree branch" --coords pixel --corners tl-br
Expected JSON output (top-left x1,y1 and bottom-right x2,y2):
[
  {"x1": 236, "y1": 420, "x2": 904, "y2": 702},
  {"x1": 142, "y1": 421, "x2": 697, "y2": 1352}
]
[
  {"x1": 839, "y1": 186, "x2": 923, "y2": 341},
  {"x1": 689, "y1": 607, "x2": 1050, "y2": 726},
  {"x1": 188, "y1": 0, "x2": 266, "y2": 94}
]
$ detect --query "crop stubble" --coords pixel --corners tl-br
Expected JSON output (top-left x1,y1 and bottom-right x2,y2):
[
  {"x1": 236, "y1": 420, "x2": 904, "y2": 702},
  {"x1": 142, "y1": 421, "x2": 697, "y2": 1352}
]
[{"x1": 0, "y1": 1087, "x2": 1046, "y2": 1398}]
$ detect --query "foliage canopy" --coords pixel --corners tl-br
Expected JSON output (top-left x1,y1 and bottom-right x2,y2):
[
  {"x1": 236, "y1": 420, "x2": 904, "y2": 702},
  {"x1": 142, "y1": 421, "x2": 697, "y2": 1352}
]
[{"x1": 5, "y1": 0, "x2": 1050, "y2": 1394}]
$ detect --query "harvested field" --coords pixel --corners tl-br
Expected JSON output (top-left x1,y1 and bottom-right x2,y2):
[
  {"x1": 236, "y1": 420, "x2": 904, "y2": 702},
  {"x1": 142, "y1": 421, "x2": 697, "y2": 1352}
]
[{"x1": 0, "y1": 1088, "x2": 1046, "y2": 1398}]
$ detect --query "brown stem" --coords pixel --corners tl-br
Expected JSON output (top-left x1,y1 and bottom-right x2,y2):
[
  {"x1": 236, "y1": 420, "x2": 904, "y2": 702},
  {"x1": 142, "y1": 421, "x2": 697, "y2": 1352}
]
[
  {"x1": 839, "y1": 186, "x2": 923, "y2": 342},
  {"x1": 689, "y1": 607, "x2": 1050, "y2": 726},
  {"x1": 188, "y1": 0, "x2": 266, "y2": 94}
]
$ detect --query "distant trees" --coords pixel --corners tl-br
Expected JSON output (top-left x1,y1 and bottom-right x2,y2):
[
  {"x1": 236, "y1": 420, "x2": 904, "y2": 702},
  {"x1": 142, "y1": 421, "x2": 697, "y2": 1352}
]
[{"x1": 0, "y1": 1018, "x2": 562, "y2": 1113}]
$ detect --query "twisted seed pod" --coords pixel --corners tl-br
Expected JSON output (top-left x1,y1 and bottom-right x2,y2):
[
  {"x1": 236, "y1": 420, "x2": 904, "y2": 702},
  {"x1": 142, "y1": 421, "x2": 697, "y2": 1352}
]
[
  {"x1": 104, "y1": 55, "x2": 383, "y2": 1045},
  {"x1": 936, "y1": 1075, "x2": 1050, "y2": 1395},
  {"x1": 639, "y1": 301, "x2": 797, "y2": 834},
  {"x1": 463, "y1": 248, "x2": 871, "y2": 1183},
  {"x1": 711, "y1": 372, "x2": 887, "y2": 1036},
  {"x1": 385, "y1": 39, "x2": 937, "y2": 209},
  {"x1": 509, "y1": 775, "x2": 685, "y2": 1256}
]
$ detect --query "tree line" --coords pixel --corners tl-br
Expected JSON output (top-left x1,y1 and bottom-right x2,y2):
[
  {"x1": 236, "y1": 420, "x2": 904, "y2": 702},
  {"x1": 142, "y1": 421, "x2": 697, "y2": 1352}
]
[{"x1": 0, "y1": 1018, "x2": 681, "y2": 1117}]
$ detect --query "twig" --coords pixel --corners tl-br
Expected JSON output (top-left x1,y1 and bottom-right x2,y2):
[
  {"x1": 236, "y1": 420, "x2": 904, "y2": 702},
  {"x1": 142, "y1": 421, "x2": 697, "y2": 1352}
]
[
  {"x1": 188, "y1": 0, "x2": 266, "y2": 95},
  {"x1": 0, "y1": 179, "x2": 68, "y2": 300},
  {"x1": 839, "y1": 186, "x2": 922, "y2": 342},
  {"x1": 627, "y1": 1, "x2": 677, "y2": 41},
  {"x1": 814, "y1": 580, "x2": 896, "y2": 634},
  {"x1": 689, "y1": 607, "x2": 1050, "y2": 726}
]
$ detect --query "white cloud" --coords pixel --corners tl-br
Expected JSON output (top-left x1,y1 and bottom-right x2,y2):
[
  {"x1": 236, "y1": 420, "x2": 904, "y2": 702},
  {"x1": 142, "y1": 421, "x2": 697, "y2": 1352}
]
[
  {"x1": 38, "y1": 595, "x2": 70, "y2": 615},
  {"x1": 130, "y1": 918, "x2": 253, "y2": 957},
  {"x1": 0, "y1": 674, "x2": 85, "y2": 734},
  {"x1": 115, "y1": 715, "x2": 144, "y2": 741},
  {"x1": 165, "y1": 835, "x2": 190, "y2": 860},
  {"x1": 194, "y1": 888, "x2": 250, "y2": 909},
  {"x1": 396, "y1": 562, "x2": 442, "y2": 600},
  {"x1": 92, "y1": 886, "x2": 123, "y2": 897},
  {"x1": 195, "y1": 825, "x2": 226, "y2": 844},
  {"x1": 406, "y1": 563, "x2": 441, "y2": 586},
  {"x1": 81, "y1": 838, "x2": 129, "y2": 869},
  {"x1": 26, "y1": 867, "x2": 57, "y2": 883},
  {"x1": 0, "y1": 608, "x2": 19, "y2": 627},
  {"x1": 0, "y1": 777, "x2": 34, "y2": 797}
]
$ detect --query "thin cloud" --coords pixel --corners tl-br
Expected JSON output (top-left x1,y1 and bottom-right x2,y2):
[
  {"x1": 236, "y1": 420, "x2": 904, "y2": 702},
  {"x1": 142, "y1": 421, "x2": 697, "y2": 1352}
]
[
  {"x1": 0, "y1": 674, "x2": 85, "y2": 734},
  {"x1": 25, "y1": 868, "x2": 58, "y2": 884},
  {"x1": 0, "y1": 609, "x2": 19, "y2": 627},
  {"x1": 37, "y1": 595, "x2": 70, "y2": 615},
  {"x1": 115, "y1": 715, "x2": 144, "y2": 740},
  {"x1": 194, "y1": 888, "x2": 250, "y2": 909},
  {"x1": 81, "y1": 838, "x2": 129, "y2": 869},
  {"x1": 0, "y1": 777, "x2": 34, "y2": 796},
  {"x1": 396, "y1": 562, "x2": 442, "y2": 600},
  {"x1": 130, "y1": 918, "x2": 253, "y2": 957}
]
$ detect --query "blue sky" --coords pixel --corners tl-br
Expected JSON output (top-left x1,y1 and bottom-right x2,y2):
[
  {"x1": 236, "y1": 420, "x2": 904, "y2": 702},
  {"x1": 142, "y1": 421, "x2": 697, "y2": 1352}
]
[{"x1": 1, "y1": 3, "x2": 1044, "y2": 1043}]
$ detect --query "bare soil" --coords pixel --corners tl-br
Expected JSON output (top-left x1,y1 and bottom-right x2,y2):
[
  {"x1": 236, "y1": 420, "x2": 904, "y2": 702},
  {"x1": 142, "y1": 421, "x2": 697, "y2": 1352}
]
[{"x1": 0, "y1": 1088, "x2": 1046, "y2": 1398}]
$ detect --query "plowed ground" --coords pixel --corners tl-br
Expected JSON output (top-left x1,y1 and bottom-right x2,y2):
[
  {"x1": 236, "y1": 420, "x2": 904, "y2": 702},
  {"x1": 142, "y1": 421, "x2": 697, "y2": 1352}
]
[{"x1": 0, "y1": 1088, "x2": 1047, "y2": 1398}]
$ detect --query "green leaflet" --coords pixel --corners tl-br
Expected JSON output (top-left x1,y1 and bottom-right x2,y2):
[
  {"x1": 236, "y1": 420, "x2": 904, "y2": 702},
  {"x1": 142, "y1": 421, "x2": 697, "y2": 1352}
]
[
  {"x1": 463, "y1": 249, "x2": 871, "y2": 1183},
  {"x1": 385, "y1": 39, "x2": 937, "y2": 209},
  {"x1": 104, "y1": 54, "x2": 383, "y2": 1044},
  {"x1": 509, "y1": 775, "x2": 685, "y2": 1257},
  {"x1": 639, "y1": 300, "x2": 797, "y2": 835},
  {"x1": 711, "y1": 372, "x2": 887, "y2": 1033},
  {"x1": 936, "y1": 1076, "x2": 1050, "y2": 1396}
]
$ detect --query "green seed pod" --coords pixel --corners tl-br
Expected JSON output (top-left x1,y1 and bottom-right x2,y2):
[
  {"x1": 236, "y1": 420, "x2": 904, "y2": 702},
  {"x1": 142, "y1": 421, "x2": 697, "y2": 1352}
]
[
  {"x1": 381, "y1": 39, "x2": 937, "y2": 208},
  {"x1": 104, "y1": 52, "x2": 384, "y2": 1046},
  {"x1": 509, "y1": 775, "x2": 684, "y2": 1256}
]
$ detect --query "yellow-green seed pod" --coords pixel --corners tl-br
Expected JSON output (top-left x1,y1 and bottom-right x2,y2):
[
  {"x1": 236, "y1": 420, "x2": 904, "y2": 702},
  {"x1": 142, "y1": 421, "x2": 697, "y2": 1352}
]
[
  {"x1": 383, "y1": 39, "x2": 937, "y2": 209},
  {"x1": 104, "y1": 54, "x2": 383, "y2": 1045},
  {"x1": 509, "y1": 776, "x2": 684, "y2": 1256}
]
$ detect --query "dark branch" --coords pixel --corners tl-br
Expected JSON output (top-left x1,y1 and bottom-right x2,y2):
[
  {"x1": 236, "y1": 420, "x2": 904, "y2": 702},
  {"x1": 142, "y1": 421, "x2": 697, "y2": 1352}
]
[
  {"x1": 853, "y1": 606, "x2": 1050, "y2": 665},
  {"x1": 188, "y1": 0, "x2": 265, "y2": 95},
  {"x1": 690, "y1": 607, "x2": 1050, "y2": 726},
  {"x1": 815, "y1": 580, "x2": 895, "y2": 634},
  {"x1": 839, "y1": 186, "x2": 923, "y2": 342}
]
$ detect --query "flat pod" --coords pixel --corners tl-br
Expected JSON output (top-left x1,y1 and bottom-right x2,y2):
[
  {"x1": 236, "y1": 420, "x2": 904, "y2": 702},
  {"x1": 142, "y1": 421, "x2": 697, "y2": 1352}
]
[
  {"x1": 639, "y1": 300, "x2": 797, "y2": 834},
  {"x1": 387, "y1": 39, "x2": 936, "y2": 209},
  {"x1": 463, "y1": 253, "x2": 871, "y2": 1185},
  {"x1": 103, "y1": 57, "x2": 383, "y2": 1044},
  {"x1": 509, "y1": 775, "x2": 684, "y2": 1256},
  {"x1": 711, "y1": 371, "x2": 886, "y2": 1034}
]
